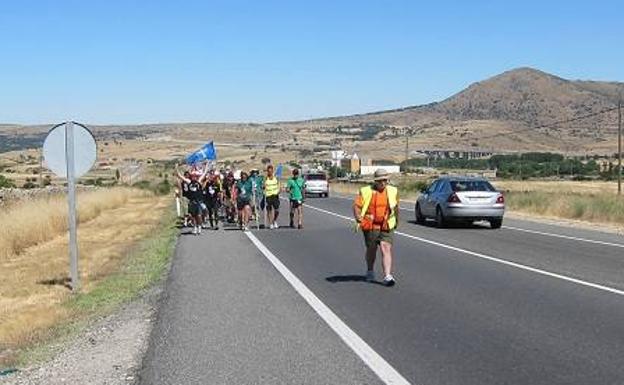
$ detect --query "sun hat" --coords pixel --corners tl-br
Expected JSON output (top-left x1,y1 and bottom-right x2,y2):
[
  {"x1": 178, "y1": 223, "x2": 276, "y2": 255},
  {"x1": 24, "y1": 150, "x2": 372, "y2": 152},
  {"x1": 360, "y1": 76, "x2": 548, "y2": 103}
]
[{"x1": 373, "y1": 169, "x2": 389, "y2": 181}]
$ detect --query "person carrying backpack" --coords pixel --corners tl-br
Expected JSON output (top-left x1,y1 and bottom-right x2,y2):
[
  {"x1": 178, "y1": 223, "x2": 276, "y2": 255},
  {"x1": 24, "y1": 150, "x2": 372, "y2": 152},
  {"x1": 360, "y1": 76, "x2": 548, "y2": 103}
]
[
  {"x1": 352, "y1": 169, "x2": 399, "y2": 286},
  {"x1": 286, "y1": 169, "x2": 306, "y2": 229}
]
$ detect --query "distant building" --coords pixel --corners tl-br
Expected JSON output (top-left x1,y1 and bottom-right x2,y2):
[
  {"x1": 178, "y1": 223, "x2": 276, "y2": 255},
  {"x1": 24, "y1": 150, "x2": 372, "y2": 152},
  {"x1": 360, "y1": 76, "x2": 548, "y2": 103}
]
[
  {"x1": 330, "y1": 150, "x2": 347, "y2": 167},
  {"x1": 413, "y1": 149, "x2": 493, "y2": 160},
  {"x1": 360, "y1": 165, "x2": 401, "y2": 176},
  {"x1": 340, "y1": 153, "x2": 361, "y2": 174}
]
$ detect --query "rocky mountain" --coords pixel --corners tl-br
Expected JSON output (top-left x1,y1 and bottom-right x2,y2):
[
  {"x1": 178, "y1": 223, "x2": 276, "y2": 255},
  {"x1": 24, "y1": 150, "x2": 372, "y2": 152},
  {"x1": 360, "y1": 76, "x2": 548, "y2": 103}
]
[
  {"x1": 282, "y1": 67, "x2": 623, "y2": 154},
  {"x1": 431, "y1": 67, "x2": 622, "y2": 126}
]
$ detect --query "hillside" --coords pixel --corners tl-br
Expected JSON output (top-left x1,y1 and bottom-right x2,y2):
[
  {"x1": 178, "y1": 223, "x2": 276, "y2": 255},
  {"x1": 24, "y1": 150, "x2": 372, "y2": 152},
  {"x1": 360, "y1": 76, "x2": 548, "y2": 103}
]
[
  {"x1": 1, "y1": 67, "x2": 622, "y2": 157},
  {"x1": 277, "y1": 67, "x2": 623, "y2": 155}
]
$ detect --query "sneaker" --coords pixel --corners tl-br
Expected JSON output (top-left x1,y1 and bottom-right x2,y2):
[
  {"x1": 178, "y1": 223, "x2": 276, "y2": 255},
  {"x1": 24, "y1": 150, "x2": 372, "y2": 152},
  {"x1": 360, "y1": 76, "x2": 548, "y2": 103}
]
[
  {"x1": 192, "y1": 226, "x2": 198, "y2": 235},
  {"x1": 243, "y1": 225, "x2": 249, "y2": 232},
  {"x1": 269, "y1": 223, "x2": 274, "y2": 230},
  {"x1": 289, "y1": 222, "x2": 295, "y2": 229},
  {"x1": 197, "y1": 226, "x2": 202, "y2": 235},
  {"x1": 297, "y1": 224, "x2": 303, "y2": 230},
  {"x1": 383, "y1": 275, "x2": 396, "y2": 287},
  {"x1": 273, "y1": 222, "x2": 279, "y2": 229},
  {"x1": 365, "y1": 271, "x2": 375, "y2": 282}
]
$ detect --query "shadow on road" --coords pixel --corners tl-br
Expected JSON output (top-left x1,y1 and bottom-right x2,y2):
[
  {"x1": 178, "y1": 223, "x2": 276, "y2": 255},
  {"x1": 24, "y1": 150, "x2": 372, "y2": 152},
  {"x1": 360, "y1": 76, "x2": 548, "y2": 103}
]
[
  {"x1": 406, "y1": 220, "x2": 492, "y2": 230},
  {"x1": 325, "y1": 275, "x2": 385, "y2": 286}
]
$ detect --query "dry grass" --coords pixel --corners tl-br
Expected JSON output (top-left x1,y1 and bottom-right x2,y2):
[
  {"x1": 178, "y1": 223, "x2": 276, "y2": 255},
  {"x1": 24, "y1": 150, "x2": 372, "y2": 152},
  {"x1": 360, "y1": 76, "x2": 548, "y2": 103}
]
[
  {"x1": 0, "y1": 188, "x2": 140, "y2": 260},
  {"x1": 0, "y1": 188, "x2": 170, "y2": 357}
]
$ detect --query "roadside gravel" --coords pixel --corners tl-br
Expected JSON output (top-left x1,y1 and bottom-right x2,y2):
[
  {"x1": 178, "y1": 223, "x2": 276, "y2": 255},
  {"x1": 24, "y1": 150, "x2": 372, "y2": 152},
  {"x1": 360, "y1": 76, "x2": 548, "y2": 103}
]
[{"x1": 0, "y1": 287, "x2": 160, "y2": 385}]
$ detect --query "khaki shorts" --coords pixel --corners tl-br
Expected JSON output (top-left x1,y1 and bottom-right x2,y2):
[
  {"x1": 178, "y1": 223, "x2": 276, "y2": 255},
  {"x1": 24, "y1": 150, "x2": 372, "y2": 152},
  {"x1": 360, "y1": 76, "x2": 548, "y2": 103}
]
[{"x1": 363, "y1": 230, "x2": 394, "y2": 249}]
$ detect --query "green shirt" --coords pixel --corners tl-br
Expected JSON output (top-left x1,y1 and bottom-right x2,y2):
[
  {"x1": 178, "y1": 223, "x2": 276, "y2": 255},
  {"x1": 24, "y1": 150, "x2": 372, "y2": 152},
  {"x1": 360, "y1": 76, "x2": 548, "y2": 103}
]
[
  {"x1": 287, "y1": 177, "x2": 305, "y2": 201},
  {"x1": 251, "y1": 175, "x2": 265, "y2": 197},
  {"x1": 236, "y1": 179, "x2": 253, "y2": 200}
]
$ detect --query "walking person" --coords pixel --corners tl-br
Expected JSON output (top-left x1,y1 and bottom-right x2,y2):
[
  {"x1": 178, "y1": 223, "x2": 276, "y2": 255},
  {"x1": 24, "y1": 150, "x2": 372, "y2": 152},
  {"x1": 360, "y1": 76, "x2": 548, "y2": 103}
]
[
  {"x1": 352, "y1": 169, "x2": 399, "y2": 286},
  {"x1": 286, "y1": 168, "x2": 306, "y2": 229},
  {"x1": 249, "y1": 168, "x2": 264, "y2": 228},
  {"x1": 203, "y1": 171, "x2": 222, "y2": 230},
  {"x1": 177, "y1": 170, "x2": 192, "y2": 226},
  {"x1": 176, "y1": 163, "x2": 209, "y2": 235},
  {"x1": 264, "y1": 165, "x2": 281, "y2": 229},
  {"x1": 236, "y1": 171, "x2": 253, "y2": 231},
  {"x1": 222, "y1": 171, "x2": 237, "y2": 223}
]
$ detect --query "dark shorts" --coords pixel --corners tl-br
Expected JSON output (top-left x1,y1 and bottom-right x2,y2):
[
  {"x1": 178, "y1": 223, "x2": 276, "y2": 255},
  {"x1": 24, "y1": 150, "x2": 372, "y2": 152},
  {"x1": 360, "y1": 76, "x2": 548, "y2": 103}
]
[
  {"x1": 363, "y1": 230, "x2": 394, "y2": 249},
  {"x1": 266, "y1": 195, "x2": 280, "y2": 210},
  {"x1": 290, "y1": 199, "x2": 303, "y2": 209},
  {"x1": 188, "y1": 201, "x2": 202, "y2": 216},
  {"x1": 204, "y1": 197, "x2": 220, "y2": 209},
  {"x1": 237, "y1": 197, "x2": 251, "y2": 210}
]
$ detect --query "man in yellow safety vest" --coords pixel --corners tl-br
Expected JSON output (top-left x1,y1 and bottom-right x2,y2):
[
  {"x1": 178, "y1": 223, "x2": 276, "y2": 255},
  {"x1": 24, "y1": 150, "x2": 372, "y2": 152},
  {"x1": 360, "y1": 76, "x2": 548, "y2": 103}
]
[
  {"x1": 352, "y1": 169, "x2": 399, "y2": 286},
  {"x1": 264, "y1": 164, "x2": 281, "y2": 229}
]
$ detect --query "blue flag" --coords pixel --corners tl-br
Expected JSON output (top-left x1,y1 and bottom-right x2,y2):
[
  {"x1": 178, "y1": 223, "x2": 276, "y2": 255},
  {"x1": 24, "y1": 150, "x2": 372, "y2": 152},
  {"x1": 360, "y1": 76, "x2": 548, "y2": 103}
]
[
  {"x1": 275, "y1": 163, "x2": 283, "y2": 178},
  {"x1": 186, "y1": 141, "x2": 217, "y2": 165}
]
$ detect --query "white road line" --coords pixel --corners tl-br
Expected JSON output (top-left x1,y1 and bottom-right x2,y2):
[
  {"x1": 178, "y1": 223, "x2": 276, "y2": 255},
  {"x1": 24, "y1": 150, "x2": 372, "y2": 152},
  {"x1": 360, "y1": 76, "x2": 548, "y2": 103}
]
[
  {"x1": 501, "y1": 225, "x2": 624, "y2": 249},
  {"x1": 304, "y1": 203, "x2": 624, "y2": 298},
  {"x1": 244, "y1": 231, "x2": 411, "y2": 385},
  {"x1": 329, "y1": 195, "x2": 624, "y2": 248}
]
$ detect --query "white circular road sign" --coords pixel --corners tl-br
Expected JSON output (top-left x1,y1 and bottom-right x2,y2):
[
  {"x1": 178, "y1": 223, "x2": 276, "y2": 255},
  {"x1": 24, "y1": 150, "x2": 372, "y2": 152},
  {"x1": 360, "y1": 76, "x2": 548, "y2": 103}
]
[{"x1": 43, "y1": 122, "x2": 97, "y2": 178}]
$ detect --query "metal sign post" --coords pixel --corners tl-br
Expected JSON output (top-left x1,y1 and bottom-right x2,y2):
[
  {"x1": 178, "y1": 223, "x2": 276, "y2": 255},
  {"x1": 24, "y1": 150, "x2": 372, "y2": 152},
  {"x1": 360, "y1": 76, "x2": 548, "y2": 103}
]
[
  {"x1": 43, "y1": 121, "x2": 96, "y2": 292},
  {"x1": 65, "y1": 121, "x2": 80, "y2": 291}
]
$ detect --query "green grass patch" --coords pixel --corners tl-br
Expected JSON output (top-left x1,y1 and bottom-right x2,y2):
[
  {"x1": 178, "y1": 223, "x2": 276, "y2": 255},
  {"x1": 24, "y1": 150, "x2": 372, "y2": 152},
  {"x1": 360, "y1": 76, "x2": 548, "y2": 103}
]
[{"x1": 69, "y1": 208, "x2": 177, "y2": 313}]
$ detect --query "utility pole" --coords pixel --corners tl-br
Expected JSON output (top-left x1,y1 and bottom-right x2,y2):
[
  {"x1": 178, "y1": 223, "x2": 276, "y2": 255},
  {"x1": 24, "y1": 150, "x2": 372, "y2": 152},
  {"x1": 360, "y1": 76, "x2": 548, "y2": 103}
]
[
  {"x1": 618, "y1": 98, "x2": 622, "y2": 195},
  {"x1": 404, "y1": 127, "x2": 410, "y2": 164}
]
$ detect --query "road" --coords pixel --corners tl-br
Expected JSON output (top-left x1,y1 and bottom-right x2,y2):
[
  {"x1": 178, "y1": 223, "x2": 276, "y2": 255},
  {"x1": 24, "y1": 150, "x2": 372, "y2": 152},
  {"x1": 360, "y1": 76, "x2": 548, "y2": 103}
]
[{"x1": 141, "y1": 195, "x2": 624, "y2": 385}]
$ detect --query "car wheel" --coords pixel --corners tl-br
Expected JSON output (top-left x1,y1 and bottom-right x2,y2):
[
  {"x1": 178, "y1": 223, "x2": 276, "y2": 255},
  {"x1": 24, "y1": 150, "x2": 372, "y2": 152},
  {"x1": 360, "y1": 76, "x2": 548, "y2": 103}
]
[
  {"x1": 490, "y1": 218, "x2": 503, "y2": 229},
  {"x1": 415, "y1": 204, "x2": 425, "y2": 224},
  {"x1": 435, "y1": 206, "x2": 446, "y2": 228}
]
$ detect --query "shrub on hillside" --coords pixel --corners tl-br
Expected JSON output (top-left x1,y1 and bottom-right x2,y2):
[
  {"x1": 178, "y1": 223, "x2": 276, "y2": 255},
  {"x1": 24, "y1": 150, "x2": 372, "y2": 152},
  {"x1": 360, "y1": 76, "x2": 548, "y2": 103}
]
[{"x1": 0, "y1": 175, "x2": 15, "y2": 188}]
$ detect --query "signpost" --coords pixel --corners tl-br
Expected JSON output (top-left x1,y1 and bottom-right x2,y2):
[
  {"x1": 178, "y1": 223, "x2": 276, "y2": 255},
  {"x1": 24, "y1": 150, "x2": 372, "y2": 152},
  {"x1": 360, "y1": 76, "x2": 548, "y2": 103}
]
[{"x1": 43, "y1": 121, "x2": 97, "y2": 292}]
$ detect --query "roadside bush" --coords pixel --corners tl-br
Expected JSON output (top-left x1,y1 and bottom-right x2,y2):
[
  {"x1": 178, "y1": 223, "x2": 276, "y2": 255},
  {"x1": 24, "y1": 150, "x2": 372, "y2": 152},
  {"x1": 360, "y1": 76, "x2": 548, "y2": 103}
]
[
  {"x1": 153, "y1": 179, "x2": 171, "y2": 196},
  {"x1": 132, "y1": 180, "x2": 152, "y2": 190},
  {"x1": 0, "y1": 175, "x2": 15, "y2": 188}
]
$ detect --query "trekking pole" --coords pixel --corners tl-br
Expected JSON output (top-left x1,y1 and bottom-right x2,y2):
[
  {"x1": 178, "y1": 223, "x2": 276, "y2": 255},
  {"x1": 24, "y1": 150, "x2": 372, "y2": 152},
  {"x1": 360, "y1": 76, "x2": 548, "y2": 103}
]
[{"x1": 255, "y1": 191, "x2": 260, "y2": 230}]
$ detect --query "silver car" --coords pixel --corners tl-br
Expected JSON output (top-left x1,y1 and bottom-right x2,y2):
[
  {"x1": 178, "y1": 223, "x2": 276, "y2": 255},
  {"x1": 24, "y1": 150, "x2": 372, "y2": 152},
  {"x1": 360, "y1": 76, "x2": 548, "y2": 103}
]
[
  {"x1": 304, "y1": 172, "x2": 329, "y2": 197},
  {"x1": 415, "y1": 176, "x2": 505, "y2": 228}
]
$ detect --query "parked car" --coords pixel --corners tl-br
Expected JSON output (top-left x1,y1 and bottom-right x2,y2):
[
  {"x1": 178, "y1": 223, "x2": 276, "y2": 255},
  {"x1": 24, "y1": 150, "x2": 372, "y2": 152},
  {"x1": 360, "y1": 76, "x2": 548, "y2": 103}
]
[
  {"x1": 304, "y1": 172, "x2": 329, "y2": 197},
  {"x1": 415, "y1": 176, "x2": 505, "y2": 228}
]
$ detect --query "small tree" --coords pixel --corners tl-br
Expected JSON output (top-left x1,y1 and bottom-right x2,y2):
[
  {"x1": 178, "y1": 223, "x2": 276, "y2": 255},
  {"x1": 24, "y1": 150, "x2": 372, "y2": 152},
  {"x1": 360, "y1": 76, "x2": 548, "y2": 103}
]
[{"x1": 0, "y1": 175, "x2": 15, "y2": 188}]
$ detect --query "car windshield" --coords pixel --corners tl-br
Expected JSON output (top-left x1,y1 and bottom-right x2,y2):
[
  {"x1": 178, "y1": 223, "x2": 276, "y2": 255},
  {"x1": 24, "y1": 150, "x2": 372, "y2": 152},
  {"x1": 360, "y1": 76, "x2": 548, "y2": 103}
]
[
  {"x1": 306, "y1": 174, "x2": 326, "y2": 181},
  {"x1": 450, "y1": 180, "x2": 496, "y2": 192}
]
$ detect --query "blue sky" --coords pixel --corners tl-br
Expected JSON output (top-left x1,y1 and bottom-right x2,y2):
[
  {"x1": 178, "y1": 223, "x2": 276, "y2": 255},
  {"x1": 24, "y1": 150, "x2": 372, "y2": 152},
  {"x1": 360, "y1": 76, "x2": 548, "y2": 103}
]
[{"x1": 1, "y1": 0, "x2": 622, "y2": 125}]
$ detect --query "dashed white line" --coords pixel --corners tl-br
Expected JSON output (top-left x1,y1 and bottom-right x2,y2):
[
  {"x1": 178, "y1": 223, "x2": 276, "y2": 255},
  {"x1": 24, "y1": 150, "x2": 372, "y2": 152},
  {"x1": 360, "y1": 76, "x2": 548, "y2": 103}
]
[
  {"x1": 501, "y1": 225, "x2": 624, "y2": 249},
  {"x1": 244, "y1": 231, "x2": 411, "y2": 385},
  {"x1": 304, "y1": 203, "x2": 624, "y2": 298}
]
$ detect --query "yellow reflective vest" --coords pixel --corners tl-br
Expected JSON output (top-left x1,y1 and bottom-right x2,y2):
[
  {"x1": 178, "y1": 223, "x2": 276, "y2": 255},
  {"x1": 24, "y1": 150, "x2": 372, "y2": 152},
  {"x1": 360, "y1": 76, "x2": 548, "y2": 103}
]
[
  {"x1": 264, "y1": 176, "x2": 280, "y2": 196},
  {"x1": 357, "y1": 185, "x2": 398, "y2": 231}
]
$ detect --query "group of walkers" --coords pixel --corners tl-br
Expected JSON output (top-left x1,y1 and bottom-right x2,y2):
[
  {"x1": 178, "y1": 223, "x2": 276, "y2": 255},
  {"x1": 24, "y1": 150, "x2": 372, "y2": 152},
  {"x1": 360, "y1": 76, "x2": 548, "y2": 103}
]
[
  {"x1": 176, "y1": 163, "x2": 398, "y2": 287},
  {"x1": 175, "y1": 163, "x2": 307, "y2": 234}
]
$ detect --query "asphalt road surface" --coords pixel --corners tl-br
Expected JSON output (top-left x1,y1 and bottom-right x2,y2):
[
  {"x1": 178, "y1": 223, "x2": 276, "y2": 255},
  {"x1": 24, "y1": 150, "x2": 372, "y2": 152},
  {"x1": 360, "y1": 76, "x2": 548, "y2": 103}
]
[{"x1": 141, "y1": 195, "x2": 624, "y2": 385}]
